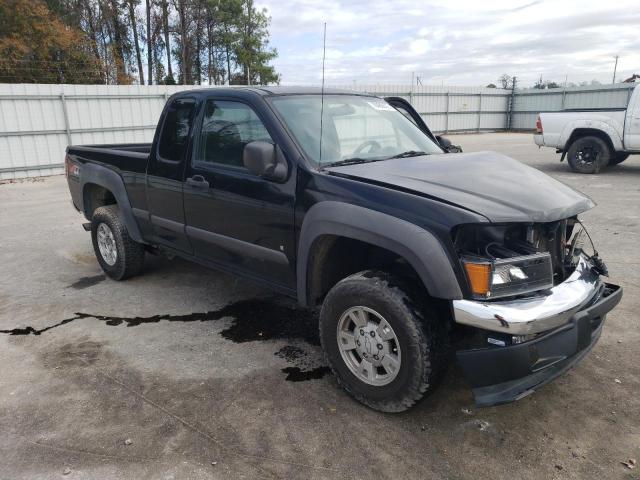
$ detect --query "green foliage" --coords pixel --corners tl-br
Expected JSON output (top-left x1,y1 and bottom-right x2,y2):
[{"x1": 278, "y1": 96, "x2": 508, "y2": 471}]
[
  {"x1": 233, "y1": 0, "x2": 280, "y2": 85},
  {"x1": 0, "y1": 0, "x2": 104, "y2": 83},
  {"x1": 0, "y1": 0, "x2": 280, "y2": 85}
]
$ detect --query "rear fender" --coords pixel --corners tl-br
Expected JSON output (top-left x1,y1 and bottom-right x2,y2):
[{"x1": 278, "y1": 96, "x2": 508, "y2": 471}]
[
  {"x1": 80, "y1": 163, "x2": 144, "y2": 243},
  {"x1": 560, "y1": 119, "x2": 624, "y2": 152}
]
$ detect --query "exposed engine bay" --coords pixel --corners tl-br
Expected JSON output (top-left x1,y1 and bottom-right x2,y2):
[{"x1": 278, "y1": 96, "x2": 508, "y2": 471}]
[{"x1": 453, "y1": 218, "x2": 606, "y2": 301}]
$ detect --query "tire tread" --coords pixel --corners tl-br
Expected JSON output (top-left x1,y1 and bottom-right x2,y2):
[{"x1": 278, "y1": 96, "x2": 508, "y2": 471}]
[
  {"x1": 319, "y1": 270, "x2": 445, "y2": 412},
  {"x1": 91, "y1": 205, "x2": 144, "y2": 280}
]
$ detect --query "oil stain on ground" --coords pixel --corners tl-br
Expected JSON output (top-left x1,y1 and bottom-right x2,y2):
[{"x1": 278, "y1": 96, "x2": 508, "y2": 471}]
[
  {"x1": 0, "y1": 297, "x2": 330, "y2": 382},
  {"x1": 274, "y1": 345, "x2": 330, "y2": 381},
  {"x1": 68, "y1": 274, "x2": 106, "y2": 290}
]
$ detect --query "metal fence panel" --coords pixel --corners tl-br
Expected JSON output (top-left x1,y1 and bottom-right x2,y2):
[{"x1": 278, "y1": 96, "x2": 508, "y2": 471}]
[
  {"x1": 0, "y1": 82, "x2": 635, "y2": 178},
  {"x1": 333, "y1": 84, "x2": 512, "y2": 135},
  {"x1": 510, "y1": 83, "x2": 635, "y2": 130},
  {"x1": 0, "y1": 83, "x2": 210, "y2": 179}
]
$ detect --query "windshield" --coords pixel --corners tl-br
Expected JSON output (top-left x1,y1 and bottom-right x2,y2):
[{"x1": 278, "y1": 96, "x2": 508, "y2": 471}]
[{"x1": 270, "y1": 95, "x2": 443, "y2": 167}]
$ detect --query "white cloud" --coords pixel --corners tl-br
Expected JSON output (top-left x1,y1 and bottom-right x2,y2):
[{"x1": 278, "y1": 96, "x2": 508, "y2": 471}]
[
  {"x1": 258, "y1": 0, "x2": 640, "y2": 86},
  {"x1": 409, "y1": 39, "x2": 430, "y2": 56}
]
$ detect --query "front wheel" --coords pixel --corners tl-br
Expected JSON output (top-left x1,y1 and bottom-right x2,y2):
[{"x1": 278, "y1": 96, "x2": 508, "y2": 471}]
[
  {"x1": 566, "y1": 136, "x2": 611, "y2": 174},
  {"x1": 319, "y1": 271, "x2": 444, "y2": 412},
  {"x1": 91, "y1": 205, "x2": 145, "y2": 280}
]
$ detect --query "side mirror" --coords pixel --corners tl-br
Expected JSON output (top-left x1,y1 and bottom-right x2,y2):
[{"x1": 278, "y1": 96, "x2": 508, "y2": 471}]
[
  {"x1": 436, "y1": 136, "x2": 452, "y2": 148},
  {"x1": 435, "y1": 135, "x2": 463, "y2": 153},
  {"x1": 243, "y1": 141, "x2": 288, "y2": 182}
]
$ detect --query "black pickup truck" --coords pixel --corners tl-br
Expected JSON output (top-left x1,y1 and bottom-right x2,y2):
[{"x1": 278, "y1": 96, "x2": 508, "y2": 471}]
[{"x1": 65, "y1": 86, "x2": 622, "y2": 412}]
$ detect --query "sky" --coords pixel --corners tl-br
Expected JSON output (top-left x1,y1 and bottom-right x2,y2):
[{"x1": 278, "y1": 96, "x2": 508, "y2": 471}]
[{"x1": 256, "y1": 0, "x2": 640, "y2": 87}]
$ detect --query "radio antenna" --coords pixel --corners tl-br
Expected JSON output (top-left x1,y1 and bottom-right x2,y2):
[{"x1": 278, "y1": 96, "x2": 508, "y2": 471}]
[{"x1": 319, "y1": 22, "x2": 327, "y2": 165}]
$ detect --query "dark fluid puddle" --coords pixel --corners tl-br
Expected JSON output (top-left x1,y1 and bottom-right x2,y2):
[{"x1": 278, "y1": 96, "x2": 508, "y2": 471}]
[
  {"x1": 83, "y1": 298, "x2": 321, "y2": 346},
  {"x1": 281, "y1": 366, "x2": 331, "y2": 382},
  {"x1": 69, "y1": 275, "x2": 106, "y2": 290},
  {"x1": 275, "y1": 345, "x2": 308, "y2": 362},
  {"x1": 1, "y1": 298, "x2": 329, "y2": 382}
]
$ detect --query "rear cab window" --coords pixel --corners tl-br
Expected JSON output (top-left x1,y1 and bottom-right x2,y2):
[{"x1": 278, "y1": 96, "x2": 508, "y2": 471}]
[{"x1": 158, "y1": 98, "x2": 196, "y2": 162}]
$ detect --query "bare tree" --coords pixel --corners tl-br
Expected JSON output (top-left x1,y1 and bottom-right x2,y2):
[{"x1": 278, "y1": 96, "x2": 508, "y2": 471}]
[
  {"x1": 146, "y1": 0, "x2": 153, "y2": 84},
  {"x1": 160, "y1": 0, "x2": 173, "y2": 81},
  {"x1": 498, "y1": 73, "x2": 513, "y2": 89},
  {"x1": 127, "y1": 0, "x2": 145, "y2": 84}
]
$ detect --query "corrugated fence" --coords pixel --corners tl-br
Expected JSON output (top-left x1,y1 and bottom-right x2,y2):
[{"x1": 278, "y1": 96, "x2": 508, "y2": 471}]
[
  {"x1": 0, "y1": 82, "x2": 635, "y2": 179},
  {"x1": 334, "y1": 84, "x2": 511, "y2": 134},
  {"x1": 510, "y1": 83, "x2": 635, "y2": 130},
  {"x1": 0, "y1": 84, "x2": 209, "y2": 179}
]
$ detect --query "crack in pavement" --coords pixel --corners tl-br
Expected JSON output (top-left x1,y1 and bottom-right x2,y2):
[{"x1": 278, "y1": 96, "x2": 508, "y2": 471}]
[
  {"x1": 71, "y1": 353, "x2": 342, "y2": 474},
  {"x1": 0, "y1": 298, "x2": 331, "y2": 383},
  {"x1": 0, "y1": 297, "x2": 321, "y2": 345},
  {"x1": 1, "y1": 300, "x2": 342, "y2": 473},
  {"x1": 0, "y1": 314, "x2": 92, "y2": 336}
]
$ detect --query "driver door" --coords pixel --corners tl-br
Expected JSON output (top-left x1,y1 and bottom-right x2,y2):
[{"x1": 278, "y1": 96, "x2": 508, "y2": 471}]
[
  {"x1": 625, "y1": 90, "x2": 640, "y2": 151},
  {"x1": 182, "y1": 98, "x2": 297, "y2": 290}
]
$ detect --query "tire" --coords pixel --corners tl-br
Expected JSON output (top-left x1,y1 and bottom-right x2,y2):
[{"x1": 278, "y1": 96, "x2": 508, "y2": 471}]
[
  {"x1": 91, "y1": 205, "x2": 145, "y2": 280},
  {"x1": 319, "y1": 271, "x2": 445, "y2": 412},
  {"x1": 566, "y1": 136, "x2": 611, "y2": 174},
  {"x1": 610, "y1": 153, "x2": 629, "y2": 165}
]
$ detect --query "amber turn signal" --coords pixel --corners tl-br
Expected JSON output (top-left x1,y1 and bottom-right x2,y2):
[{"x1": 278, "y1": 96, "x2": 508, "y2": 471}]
[{"x1": 463, "y1": 262, "x2": 491, "y2": 297}]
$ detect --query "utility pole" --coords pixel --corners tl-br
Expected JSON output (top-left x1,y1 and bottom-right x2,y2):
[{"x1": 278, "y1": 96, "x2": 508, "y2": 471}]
[
  {"x1": 410, "y1": 72, "x2": 414, "y2": 105},
  {"x1": 507, "y1": 76, "x2": 517, "y2": 131},
  {"x1": 612, "y1": 55, "x2": 619, "y2": 84}
]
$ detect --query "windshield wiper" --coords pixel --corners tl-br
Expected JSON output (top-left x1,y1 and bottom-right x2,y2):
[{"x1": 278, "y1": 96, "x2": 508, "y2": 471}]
[
  {"x1": 320, "y1": 157, "x2": 375, "y2": 169},
  {"x1": 321, "y1": 150, "x2": 427, "y2": 169},
  {"x1": 387, "y1": 150, "x2": 428, "y2": 159}
]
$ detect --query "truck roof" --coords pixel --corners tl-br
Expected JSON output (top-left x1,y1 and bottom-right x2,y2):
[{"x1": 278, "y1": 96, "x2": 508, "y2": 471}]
[{"x1": 170, "y1": 85, "x2": 372, "y2": 99}]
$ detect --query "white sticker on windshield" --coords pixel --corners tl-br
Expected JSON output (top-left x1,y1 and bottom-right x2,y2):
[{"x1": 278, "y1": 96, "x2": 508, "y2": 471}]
[{"x1": 367, "y1": 100, "x2": 395, "y2": 111}]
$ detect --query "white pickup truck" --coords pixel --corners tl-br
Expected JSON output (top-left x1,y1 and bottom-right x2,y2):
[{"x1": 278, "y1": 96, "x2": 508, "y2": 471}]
[{"x1": 534, "y1": 86, "x2": 640, "y2": 173}]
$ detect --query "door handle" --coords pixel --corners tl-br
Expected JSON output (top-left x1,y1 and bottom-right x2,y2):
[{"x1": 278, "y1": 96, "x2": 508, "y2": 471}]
[{"x1": 186, "y1": 175, "x2": 210, "y2": 188}]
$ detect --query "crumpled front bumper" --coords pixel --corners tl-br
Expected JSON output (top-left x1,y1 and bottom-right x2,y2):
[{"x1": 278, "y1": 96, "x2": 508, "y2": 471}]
[
  {"x1": 453, "y1": 255, "x2": 623, "y2": 406},
  {"x1": 453, "y1": 255, "x2": 604, "y2": 335}
]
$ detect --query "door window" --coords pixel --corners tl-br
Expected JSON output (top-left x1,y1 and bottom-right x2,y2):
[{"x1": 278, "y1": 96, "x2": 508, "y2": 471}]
[
  {"x1": 158, "y1": 98, "x2": 196, "y2": 161},
  {"x1": 195, "y1": 100, "x2": 273, "y2": 168}
]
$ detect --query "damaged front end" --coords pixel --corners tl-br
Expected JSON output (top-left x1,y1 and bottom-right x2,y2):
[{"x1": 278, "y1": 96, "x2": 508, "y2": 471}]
[{"x1": 451, "y1": 218, "x2": 622, "y2": 406}]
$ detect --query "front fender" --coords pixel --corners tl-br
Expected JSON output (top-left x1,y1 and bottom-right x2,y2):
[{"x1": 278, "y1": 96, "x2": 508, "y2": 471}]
[
  {"x1": 80, "y1": 163, "x2": 144, "y2": 243},
  {"x1": 296, "y1": 201, "x2": 463, "y2": 306}
]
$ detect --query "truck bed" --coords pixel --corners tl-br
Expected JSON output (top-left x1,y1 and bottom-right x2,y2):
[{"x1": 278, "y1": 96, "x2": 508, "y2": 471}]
[
  {"x1": 537, "y1": 110, "x2": 627, "y2": 149},
  {"x1": 67, "y1": 143, "x2": 151, "y2": 174}
]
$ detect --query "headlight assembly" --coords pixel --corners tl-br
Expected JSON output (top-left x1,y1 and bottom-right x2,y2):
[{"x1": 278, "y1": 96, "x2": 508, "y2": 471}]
[{"x1": 462, "y1": 252, "x2": 554, "y2": 300}]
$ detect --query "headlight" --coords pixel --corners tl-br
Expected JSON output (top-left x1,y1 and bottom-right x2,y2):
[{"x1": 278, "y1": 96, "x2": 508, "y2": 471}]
[{"x1": 462, "y1": 252, "x2": 553, "y2": 300}]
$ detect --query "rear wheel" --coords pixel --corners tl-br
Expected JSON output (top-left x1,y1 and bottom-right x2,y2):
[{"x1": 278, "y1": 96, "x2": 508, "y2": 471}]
[
  {"x1": 91, "y1": 205, "x2": 145, "y2": 280},
  {"x1": 319, "y1": 271, "x2": 445, "y2": 412},
  {"x1": 610, "y1": 152, "x2": 629, "y2": 165},
  {"x1": 566, "y1": 136, "x2": 611, "y2": 174}
]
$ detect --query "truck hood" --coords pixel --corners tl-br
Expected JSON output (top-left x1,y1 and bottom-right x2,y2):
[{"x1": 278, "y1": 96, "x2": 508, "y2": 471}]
[{"x1": 325, "y1": 151, "x2": 595, "y2": 223}]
